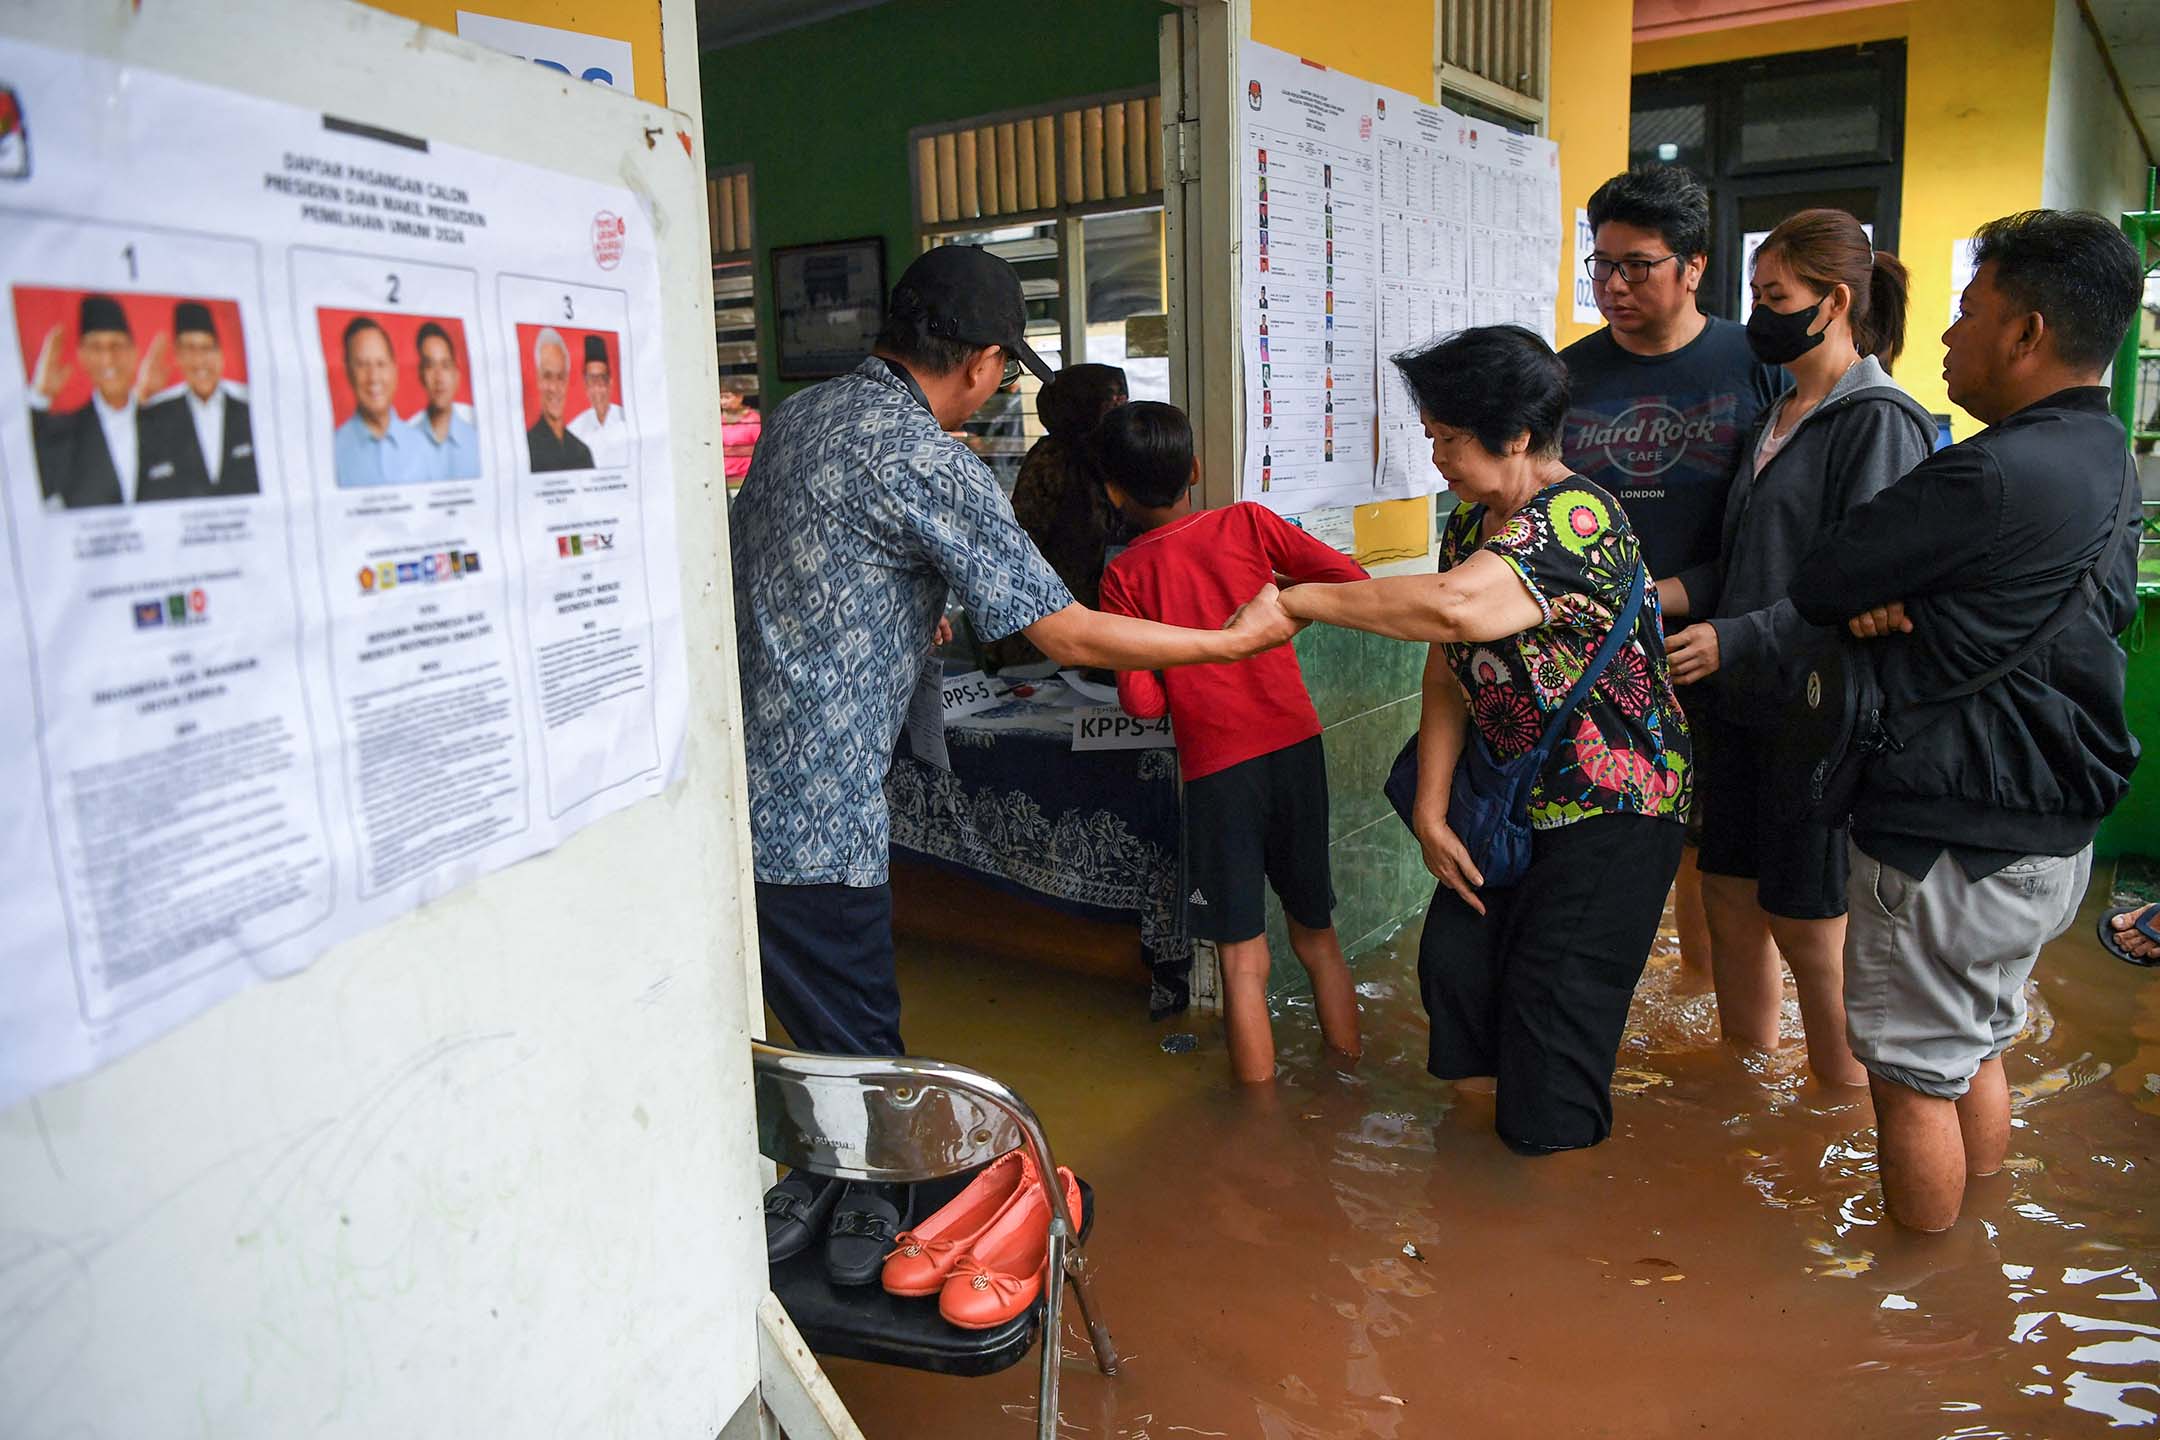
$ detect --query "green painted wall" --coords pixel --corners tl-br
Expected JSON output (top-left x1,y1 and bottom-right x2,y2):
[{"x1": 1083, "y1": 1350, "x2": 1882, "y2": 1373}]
[{"x1": 701, "y1": 0, "x2": 1176, "y2": 405}]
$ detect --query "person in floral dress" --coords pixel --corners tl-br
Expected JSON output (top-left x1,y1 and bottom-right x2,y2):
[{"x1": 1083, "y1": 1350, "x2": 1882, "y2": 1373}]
[{"x1": 1245, "y1": 325, "x2": 1692, "y2": 1152}]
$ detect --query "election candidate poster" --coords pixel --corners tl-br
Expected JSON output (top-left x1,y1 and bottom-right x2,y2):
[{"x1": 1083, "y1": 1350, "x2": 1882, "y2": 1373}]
[{"x1": 0, "y1": 35, "x2": 686, "y2": 1107}]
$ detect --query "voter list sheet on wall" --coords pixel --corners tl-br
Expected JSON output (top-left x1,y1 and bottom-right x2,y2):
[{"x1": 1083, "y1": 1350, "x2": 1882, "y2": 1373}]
[
  {"x1": 1236, "y1": 44, "x2": 1562, "y2": 515},
  {"x1": 0, "y1": 37, "x2": 688, "y2": 1107}
]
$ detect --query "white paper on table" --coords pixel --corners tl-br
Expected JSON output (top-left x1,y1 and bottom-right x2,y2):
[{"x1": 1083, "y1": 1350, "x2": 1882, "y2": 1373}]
[{"x1": 1058, "y1": 669, "x2": 1122, "y2": 705}]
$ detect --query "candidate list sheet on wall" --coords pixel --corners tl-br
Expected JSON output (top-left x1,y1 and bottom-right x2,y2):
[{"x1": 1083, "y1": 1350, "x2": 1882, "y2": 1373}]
[
  {"x1": 0, "y1": 38, "x2": 687, "y2": 1107},
  {"x1": 1238, "y1": 43, "x2": 1379, "y2": 514}
]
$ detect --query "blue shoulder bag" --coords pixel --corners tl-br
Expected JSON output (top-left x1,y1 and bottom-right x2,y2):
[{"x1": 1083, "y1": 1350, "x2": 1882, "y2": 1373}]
[{"x1": 1383, "y1": 565, "x2": 1647, "y2": 891}]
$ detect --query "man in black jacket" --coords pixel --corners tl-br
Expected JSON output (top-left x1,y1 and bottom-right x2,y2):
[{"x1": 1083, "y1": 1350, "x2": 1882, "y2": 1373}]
[{"x1": 1789, "y1": 210, "x2": 2143, "y2": 1232}]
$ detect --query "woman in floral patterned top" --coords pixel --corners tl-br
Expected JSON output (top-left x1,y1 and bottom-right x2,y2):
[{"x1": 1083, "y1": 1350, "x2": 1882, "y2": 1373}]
[{"x1": 1255, "y1": 325, "x2": 1691, "y2": 1153}]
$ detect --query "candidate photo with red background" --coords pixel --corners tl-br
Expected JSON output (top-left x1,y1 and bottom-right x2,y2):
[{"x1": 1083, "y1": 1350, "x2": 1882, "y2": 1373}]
[
  {"x1": 13, "y1": 286, "x2": 255, "y2": 509},
  {"x1": 514, "y1": 323, "x2": 617, "y2": 432},
  {"x1": 314, "y1": 308, "x2": 474, "y2": 427},
  {"x1": 14, "y1": 286, "x2": 249, "y2": 409}
]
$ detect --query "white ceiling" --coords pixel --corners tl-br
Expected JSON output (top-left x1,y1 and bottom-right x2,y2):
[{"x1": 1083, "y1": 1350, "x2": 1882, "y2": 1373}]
[
  {"x1": 696, "y1": 0, "x2": 896, "y2": 50},
  {"x1": 2086, "y1": 0, "x2": 2160, "y2": 168}
]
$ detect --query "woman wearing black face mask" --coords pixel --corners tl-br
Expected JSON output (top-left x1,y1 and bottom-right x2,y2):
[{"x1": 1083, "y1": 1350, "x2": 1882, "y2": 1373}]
[{"x1": 1655, "y1": 209, "x2": 1933, "y2": 1088}]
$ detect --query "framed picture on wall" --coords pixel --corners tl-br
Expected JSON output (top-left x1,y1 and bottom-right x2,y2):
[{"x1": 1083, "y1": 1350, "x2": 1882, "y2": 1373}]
[{"x1": 772, "y1": 237, "x2": 886, "y2": 380}]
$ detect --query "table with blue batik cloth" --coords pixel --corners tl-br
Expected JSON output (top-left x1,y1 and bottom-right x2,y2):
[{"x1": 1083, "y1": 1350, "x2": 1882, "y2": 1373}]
[{"x1": 885, "y1": 679, "x2": 1202, "y2": 1016}]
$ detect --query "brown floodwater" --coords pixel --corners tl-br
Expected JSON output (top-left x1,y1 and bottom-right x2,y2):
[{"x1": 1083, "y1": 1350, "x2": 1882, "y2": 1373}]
[{"x1": 826, "y1": 876, "x2": 2160, "y2": 1438}]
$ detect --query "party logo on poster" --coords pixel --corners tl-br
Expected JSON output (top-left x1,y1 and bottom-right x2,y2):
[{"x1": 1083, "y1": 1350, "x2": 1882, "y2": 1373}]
[
  {"x1": 141, "y1": 588, "x2": 209, "y2": 627},
  {"x1": 0, "y1": 85, "x2": 27, "y2": 180},
  {"x1": 592, "y1": 210, "x2": 625, "y2": 270},
  {"x1": 556, "y1": 531, "x2": 614, "y2": 559}
]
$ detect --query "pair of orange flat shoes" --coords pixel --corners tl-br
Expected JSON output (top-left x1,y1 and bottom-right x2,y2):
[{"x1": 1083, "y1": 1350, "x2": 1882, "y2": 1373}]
[{"x1": 880, "y1": 1149, "x2": 1082, "y2": 1330}]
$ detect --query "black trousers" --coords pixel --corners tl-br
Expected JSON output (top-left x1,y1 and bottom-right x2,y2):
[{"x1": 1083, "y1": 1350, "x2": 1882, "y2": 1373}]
[
  {"x1": 755, "y1": 880, "x2": 903, "y2": 1057},
  {"x1": 1419, "y1": 813, "x2": 1684, "y2": 1152}
]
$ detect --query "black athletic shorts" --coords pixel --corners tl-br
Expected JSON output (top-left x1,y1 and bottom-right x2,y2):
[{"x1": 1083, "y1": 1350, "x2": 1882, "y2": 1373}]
[
  {"x1": 1181, "y1": 734, "x2": 1335, "y2": 943},
  {"x1": 1693, "y1": 713, "x2": 1849, "y2": 921}
]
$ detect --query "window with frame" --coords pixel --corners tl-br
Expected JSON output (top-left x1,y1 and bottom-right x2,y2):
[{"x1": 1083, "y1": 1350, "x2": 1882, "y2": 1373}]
[
  {"x1": 913, "y1": 91, "x2": 1170, "y2": 492},
  {"x1": 709, "y1": 162, "x2": 762, "y2": 420},
  {"x1": 1629, "y1": 41, "x2": 1906, "y2": 320}
]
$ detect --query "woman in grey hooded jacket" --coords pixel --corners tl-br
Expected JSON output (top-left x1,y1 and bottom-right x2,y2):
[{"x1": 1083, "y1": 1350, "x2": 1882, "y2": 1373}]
[{"x1": 1657, "y1": 209, "x2": 1934, "y2": 1087}]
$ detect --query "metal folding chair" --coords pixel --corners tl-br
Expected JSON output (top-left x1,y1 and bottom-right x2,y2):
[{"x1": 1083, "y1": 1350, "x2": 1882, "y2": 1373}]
[{"x1": 750, "y1": 1040, "x2": 1118, "y2": 1440}]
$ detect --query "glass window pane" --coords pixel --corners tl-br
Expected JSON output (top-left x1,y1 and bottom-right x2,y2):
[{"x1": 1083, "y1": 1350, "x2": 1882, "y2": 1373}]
[
  {"x1": 1082, "y1": 207, "x2": 1169, "y2": 402},
  {"x1": 1736, "y1": 68, "x2": 1881, "y2": 167},
  {"x1": 933, "y1": 224, "x2": 1059, "y2": 492},
  {"x1": 1629, "y1": 99, "x2": 1708, "y2": 172}
]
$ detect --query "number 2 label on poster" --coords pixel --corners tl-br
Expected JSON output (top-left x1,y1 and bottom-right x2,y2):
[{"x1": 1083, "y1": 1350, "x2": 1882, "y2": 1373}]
[{"x1": 288, "y1": 245, "x2": 532, "y2": 898}]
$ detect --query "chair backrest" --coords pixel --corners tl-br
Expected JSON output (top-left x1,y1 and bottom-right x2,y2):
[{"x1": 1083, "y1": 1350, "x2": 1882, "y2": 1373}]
[{"x1": 750, "y1": 1041, "x2": 1058, "y2": 1186}]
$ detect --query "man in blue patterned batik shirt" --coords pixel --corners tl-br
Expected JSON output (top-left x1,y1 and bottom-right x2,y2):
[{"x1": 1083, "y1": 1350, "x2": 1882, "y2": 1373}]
[{"x1": 732, "y1": 244, "x2": 1299, "y2": 1280}]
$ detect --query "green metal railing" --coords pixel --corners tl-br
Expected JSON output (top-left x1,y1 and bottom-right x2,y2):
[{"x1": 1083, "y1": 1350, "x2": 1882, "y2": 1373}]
[{"x1": 2112, "y1": 176, "x2": 2160, "y2": 595}]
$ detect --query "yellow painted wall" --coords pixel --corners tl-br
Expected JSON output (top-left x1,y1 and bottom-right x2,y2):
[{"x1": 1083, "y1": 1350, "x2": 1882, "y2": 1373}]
[
  {"x1": 1633, "y1": 0, "x2": 2057, "y2": 437},
  {"x1": 358, "y1": 1, "x2": 667, "y2": 108},
  {"x1": 1251, "y1": 0, "x2": 1440, "y2": 99},
  {"x1": 1549, "y1": 0, "x2": 1636, "y2": 351}
]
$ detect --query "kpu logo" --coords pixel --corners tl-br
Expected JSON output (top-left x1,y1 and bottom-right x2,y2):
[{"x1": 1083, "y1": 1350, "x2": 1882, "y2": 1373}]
[
  {"x1": 0, "y1": 84, "x2": 27, "y2": 179},
  {"x1": 1247, "y1": 80, "x2": 1262, "y2": 111}
]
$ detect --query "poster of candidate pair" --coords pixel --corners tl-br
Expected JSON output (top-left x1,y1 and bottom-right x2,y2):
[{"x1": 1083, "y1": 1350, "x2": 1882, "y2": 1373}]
[{"x1": 0, "y1": 33, "x2": 685, "y2": 1111}]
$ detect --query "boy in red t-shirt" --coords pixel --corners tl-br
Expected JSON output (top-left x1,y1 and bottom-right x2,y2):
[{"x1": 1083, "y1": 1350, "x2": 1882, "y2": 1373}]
[{"x1": 1093, "y1": 402, "x2": 1367, "y2": 1082}]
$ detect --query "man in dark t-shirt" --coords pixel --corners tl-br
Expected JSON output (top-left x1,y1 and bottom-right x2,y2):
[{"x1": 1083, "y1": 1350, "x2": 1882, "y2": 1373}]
[{"x1": 1560, "y1": 165, "x2": 1786, "y2": 990}]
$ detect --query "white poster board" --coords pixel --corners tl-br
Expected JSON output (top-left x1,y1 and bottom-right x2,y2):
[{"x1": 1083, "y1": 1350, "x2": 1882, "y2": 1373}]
[
  {"x1": 1238, "y1": 45, "x2": 1562, "y2": 513},
  {"x1": 0, "y1": 35, "x2": 686, "y2": 1109},
  {"x1": 0, "y1": 4, "x2": 764, "y2": 1437}
]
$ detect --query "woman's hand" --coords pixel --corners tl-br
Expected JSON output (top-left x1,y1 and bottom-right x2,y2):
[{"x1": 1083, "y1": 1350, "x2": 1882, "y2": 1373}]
[
  {"x1": 1666, "y1": 622, "x2": 1720, "y2": 685},
  {"x1": 1221, "y1": 583, "x2": 1306, "y2": 656},
  {"x1": 1412, "y1": 807, "x2": 1486, "y2": 916}
]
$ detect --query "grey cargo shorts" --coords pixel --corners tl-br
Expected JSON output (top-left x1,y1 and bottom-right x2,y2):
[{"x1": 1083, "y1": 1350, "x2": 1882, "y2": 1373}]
[{"x1": 1843, "y1": 841, "x2": 2090, "y2": 1099}]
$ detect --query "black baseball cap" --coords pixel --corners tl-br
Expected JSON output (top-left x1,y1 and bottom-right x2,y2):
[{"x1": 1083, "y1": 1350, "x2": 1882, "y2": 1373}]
[{"x1": 889, "y1": 244, "x2": 1054, "y2": 383}]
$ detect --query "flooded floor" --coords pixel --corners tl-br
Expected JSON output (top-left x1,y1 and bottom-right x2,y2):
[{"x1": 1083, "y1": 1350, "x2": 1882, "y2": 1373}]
[{"x1": 823, "y1": 876, "x2": 2160, "y2": 1438}]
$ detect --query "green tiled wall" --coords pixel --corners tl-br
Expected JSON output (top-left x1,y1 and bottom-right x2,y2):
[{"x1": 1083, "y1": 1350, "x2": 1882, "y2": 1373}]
[{"x1": 1259, "y1": 623, "x2": 1433, "y2": 992}]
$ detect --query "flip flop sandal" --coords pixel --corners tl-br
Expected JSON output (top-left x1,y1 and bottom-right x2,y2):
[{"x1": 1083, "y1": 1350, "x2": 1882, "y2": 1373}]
[{"x1": 2096, "y1": 905, "x2": 2160, "y2": 967}]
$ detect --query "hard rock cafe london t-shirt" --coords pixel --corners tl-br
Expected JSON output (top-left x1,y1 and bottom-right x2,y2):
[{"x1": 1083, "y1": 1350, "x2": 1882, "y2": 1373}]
[{"x1": 1558, "y1": 317, "x2": 1787, "y2": 587}]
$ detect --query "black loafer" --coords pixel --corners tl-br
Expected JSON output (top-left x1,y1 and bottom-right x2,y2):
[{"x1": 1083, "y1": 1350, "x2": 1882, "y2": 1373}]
[
  {"x1": 823, "y1": 1181, "x2": 911, "y2": 1287},
  {"x1": 765, "y1": 1172, "x2": 840, "y2": 1265}
]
